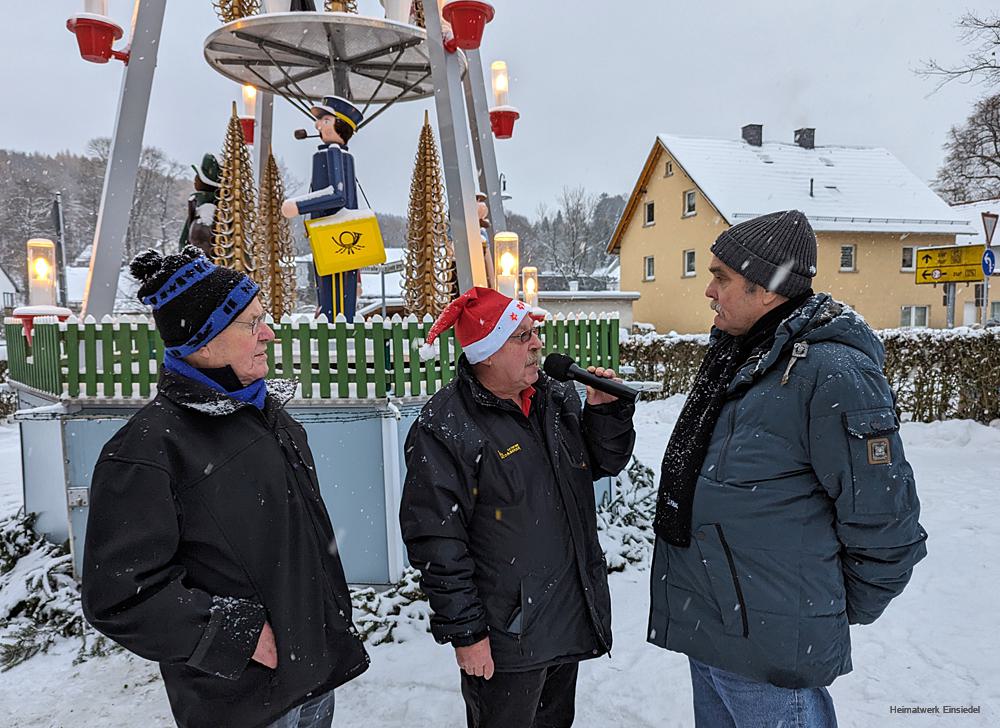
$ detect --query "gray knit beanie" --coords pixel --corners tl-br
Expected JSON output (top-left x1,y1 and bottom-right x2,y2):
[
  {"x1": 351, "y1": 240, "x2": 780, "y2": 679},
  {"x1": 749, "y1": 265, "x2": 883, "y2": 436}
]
[{"x1": 710, "y1": 210, "x2": 817, "y2": 297}]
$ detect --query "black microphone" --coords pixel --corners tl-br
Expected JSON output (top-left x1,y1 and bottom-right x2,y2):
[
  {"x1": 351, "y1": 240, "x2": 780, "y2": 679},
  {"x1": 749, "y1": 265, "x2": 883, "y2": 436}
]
[
  {"x1": 543, "y1": 353, "x2": 638, "y2": 403},
  {"x1": 294, "y1": 129, "x2": 320, "y2": 140}
]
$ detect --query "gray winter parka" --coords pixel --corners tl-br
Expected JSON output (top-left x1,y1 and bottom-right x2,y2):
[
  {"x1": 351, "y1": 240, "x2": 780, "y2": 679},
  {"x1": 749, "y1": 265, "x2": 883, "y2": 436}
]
[{"x1": 648, "y1": 294, "x2": 927, "y2": 689}]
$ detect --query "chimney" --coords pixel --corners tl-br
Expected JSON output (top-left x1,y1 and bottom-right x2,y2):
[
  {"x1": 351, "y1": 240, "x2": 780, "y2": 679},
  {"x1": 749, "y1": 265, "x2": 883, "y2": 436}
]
[
  {"x1": 795, "y1": 127, "x2": 815, "y2": 149},
  {"x1": 741, "y1": 124, "x2": 763, "y2": 146}
]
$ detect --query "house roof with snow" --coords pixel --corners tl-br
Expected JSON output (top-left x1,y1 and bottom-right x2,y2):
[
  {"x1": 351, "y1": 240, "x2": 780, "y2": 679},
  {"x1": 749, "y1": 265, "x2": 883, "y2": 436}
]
[
  {"x1": 950, "y1": 199, "x2": 1000, "y2": 246},
  {"x1": 608, "y1": 132, "x2": 972, "y2": 253}
]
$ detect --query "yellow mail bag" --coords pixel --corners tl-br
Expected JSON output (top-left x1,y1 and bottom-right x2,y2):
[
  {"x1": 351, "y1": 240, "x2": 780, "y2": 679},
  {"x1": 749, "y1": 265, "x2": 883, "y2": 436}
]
[{"x1": 305, "y1": 208, "x2": 386, "y2": 276}]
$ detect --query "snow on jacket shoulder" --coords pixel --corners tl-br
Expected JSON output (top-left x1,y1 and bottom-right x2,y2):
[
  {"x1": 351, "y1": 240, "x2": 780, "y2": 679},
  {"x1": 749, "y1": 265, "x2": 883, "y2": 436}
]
[
  {"x1": 81, "y1": 371, "x2": 368, "y2": 728},
  {"x1": 648, "y1": 294, "x2": 927, "y2": 689}
]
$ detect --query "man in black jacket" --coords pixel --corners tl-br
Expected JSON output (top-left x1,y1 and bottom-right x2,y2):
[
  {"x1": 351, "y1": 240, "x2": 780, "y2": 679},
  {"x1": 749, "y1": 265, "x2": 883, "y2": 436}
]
[
  {"x1": 400, "y1": 287, "x2": 635, "y2": 728},
  {"x1": 81, "y1": 246, "x2": 369, "y2": 728}
]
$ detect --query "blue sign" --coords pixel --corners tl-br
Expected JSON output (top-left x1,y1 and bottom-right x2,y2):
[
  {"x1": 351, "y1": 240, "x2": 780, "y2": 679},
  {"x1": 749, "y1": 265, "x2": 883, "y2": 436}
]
[{"x1": 984, "y1": 249, "x2": 996, "y2": 277}]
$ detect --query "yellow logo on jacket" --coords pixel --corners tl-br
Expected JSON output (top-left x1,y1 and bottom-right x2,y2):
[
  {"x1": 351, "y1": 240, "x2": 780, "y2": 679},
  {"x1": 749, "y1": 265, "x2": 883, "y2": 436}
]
[{"x1": 497, "y1": 443, "x2": 522, "y2": 460}]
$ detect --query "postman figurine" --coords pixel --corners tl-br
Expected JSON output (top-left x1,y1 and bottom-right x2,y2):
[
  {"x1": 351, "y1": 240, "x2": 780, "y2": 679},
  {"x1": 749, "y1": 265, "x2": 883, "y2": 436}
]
[{"x1": 282, "y1": 96, "x2": 364, "y2": 319}]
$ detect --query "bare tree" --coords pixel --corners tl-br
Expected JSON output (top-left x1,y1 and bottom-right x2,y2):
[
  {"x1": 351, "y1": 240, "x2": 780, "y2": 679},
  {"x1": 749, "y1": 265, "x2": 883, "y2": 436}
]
[
  {"x1": 934, "y1": 93, "x2": 1000, "y2": 203},
  {"x1": 527, "y1": 187, "x2": 616, "y2": 281},
  {"x1": 922, "y1": 13, "x2": 1000, "y2": 90}
]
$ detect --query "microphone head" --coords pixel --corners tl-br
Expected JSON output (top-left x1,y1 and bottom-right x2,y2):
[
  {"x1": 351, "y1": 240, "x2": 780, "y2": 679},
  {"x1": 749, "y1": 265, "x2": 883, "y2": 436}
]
[
  {"x1": 293, "y1": 128, "x2": 309, "y2": 140},
  {"x1": 542, "y1": 353, "x2": 573, "y2": 382}
]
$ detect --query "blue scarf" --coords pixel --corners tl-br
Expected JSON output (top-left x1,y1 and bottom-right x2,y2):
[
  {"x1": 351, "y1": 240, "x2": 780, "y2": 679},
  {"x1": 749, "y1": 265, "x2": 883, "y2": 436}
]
[{"x1": 163, "y1": 353, "x2": 267, "y2": 411}]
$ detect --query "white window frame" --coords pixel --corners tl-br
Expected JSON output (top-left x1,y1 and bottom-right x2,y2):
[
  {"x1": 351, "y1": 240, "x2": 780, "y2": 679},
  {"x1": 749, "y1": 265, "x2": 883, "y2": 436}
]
[
  {"x1": 643, "y1": 200, "x2": 655, "y2": 227},
  {"x1": 683, "y1": 190, "x2": 697, "y2": 217},
  {"x1": 643, "y1": 255, "x2": 655, "y2": 281},
  {"x1": 683, "y1": 249, "x2": 696, "y2": 277},
  {"x1": 991, "y1": 301, "x2": 1000, "y2": 321},
  {"x1": 900, "y1": 305, "x2": 929, "y2": 328},
  {"x1": 839, "y1": 244, "x2": 856, "y2": 272},
  {"x1": 665, "y1": 160, "x2": 674, "y2": 177},
  {"x1": 900, "y1": 245, "x2": 915, "y2": 272}
]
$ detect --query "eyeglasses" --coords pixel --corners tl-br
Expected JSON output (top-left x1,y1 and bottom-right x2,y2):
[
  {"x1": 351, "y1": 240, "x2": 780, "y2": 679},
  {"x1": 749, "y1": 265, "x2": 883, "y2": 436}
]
[
  {"x1": 233, "y1": 312, "x2": 267, "y2": 336},
  {"x1": 507, "y1": 326, "x2": 541, "y2": 344}
]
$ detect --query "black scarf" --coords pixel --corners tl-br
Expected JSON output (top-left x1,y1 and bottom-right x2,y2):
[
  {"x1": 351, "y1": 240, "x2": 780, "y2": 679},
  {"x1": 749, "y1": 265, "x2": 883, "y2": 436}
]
[{"x1": 652, "y1": 292, "x2": 811, "y2": 547}]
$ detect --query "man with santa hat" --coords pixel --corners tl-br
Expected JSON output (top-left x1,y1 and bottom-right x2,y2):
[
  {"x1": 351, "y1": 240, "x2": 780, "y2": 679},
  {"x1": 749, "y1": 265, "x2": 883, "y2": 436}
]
[{"x1": 400, "y1": 287, "x2": 635, "y2": 727}]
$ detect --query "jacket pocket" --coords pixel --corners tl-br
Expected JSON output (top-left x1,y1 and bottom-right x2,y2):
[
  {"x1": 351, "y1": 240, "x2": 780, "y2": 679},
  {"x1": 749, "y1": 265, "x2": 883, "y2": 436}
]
[
  {"x1": 693, "y1": 524, "x2": 749, "y2": 638},
  {"x1": 842, "y1": 408, "x2": 913, "y2": 515}
]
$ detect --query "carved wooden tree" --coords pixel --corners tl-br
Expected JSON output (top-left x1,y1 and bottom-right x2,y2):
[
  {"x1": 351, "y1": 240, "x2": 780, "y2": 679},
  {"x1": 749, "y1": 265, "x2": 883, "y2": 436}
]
[
  {"x1": 212, "y1": 103, "x2": 258, "y2": 279},
  {"x1": 255, "y1": 152, "x2": 298, "y2": 318},
  {"x1": 412, "y1": 0, "x2": 426, "y2": 28},
  {"x1": 325, "y1": 0, "x2": 358, "y2": 12},
  {"x1": 403, "y1": 111, "x2": 455, "y2": 318},
  {"x1": 214, "y1": 0, "x2": 260, "y2": 23}
]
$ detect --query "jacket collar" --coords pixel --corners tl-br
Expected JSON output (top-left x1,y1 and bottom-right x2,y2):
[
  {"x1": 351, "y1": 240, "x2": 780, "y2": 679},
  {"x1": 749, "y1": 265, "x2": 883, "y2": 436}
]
[
  {"x1": 456, "y1": 354, "x2": 556, "y2": 414},
  {"x1": 157, "y1": 369, "x2": 296, "y2": 417}
]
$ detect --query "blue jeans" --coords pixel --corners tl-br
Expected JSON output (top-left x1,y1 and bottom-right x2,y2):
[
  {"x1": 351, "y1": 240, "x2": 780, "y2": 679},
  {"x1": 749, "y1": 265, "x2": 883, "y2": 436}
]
[
  {"x1": 689, "y1": 658, "x2": 837, "y2": 728},
  {"x1": 267, "y1": 689, "x2": 336, "y2": 728}
]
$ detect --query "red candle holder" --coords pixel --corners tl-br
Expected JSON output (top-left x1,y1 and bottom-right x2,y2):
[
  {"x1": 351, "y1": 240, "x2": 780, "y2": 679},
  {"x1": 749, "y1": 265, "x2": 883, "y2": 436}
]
[
  {"x1": 239, "y1": 117, "x2": 256, "y2": 145},
  {"x1": 66, "y1": 14, "x2": 129, "y2": 64},
  {"x1": 441, "y1": 1, "x2": 495, "y2": 52},
  {"x1": 489, "y1": 106, "x2": 520, "y2": 140}
]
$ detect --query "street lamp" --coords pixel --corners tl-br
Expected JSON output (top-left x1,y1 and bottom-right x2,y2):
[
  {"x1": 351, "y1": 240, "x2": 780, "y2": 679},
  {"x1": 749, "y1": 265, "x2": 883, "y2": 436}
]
[
  {"x1": 522, "y1": 266, "x2": 538, "y2": 308},
  {"x1": 489, "y1": 60, "x2": 519, "y2": 139},
  {"x1": 27, "y1": 239, "x2": 57, "y2": 307},
  {"x1": 494, "y1": 231, "x2": 519, "y2": 298},
  {"x1": 67, "y1": 0, "x2": 129, "y2": 64}
]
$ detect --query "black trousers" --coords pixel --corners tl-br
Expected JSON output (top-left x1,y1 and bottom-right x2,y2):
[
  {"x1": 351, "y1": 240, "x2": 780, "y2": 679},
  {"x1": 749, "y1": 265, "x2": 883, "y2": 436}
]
[{"x1": 460, "y1": 662, "x2": 579, "y2": 728}]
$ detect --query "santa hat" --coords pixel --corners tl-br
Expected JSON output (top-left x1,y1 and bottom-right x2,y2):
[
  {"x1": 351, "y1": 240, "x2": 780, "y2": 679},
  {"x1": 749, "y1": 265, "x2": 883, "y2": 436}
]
[{"x1": 419, "y1": 287, "x2": 544, "y2": 364}]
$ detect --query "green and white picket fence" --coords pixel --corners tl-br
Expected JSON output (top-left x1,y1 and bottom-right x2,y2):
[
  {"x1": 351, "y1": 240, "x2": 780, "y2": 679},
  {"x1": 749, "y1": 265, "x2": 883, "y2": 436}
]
[{"x1": 4, "y1": 313, "x2": 620, "y2": 401}]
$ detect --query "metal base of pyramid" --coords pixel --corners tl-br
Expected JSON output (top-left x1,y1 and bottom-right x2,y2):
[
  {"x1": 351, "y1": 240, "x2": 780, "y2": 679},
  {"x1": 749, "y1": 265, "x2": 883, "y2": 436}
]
[{"x1": 204, "y1": 12, "x2": 466, "y2": 129}]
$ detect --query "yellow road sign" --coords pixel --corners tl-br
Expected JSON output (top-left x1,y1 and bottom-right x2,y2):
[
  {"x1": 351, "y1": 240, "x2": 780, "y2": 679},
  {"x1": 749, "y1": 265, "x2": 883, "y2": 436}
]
[{"x1": 914, "y1": 244, "x2": 986, "y2": 285}]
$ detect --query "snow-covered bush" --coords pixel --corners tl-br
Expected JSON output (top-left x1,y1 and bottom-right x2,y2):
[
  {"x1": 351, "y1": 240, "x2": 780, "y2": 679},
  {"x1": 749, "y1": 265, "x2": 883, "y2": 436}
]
[
  {"x1": 598, "y1": 456, "x2": 657, "y2": 571},
  {"x1": 351, "y1": 568, "x2": 432, "y2": 645},
  {"x1": 0, "y1": 511, "x2": 112, "y2": 670}
]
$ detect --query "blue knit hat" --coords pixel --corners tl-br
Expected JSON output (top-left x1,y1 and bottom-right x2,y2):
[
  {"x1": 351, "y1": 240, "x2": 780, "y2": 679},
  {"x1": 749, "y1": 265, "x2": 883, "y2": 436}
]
[{"x1": 130, "y1": 246, "x2": 259, "y2": 357}]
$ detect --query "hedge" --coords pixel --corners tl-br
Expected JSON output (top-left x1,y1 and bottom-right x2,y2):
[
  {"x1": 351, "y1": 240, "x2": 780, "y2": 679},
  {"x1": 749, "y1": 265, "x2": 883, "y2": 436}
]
[{"x1": 620, "y1": 327, "x2": 1000, "y2": 424}]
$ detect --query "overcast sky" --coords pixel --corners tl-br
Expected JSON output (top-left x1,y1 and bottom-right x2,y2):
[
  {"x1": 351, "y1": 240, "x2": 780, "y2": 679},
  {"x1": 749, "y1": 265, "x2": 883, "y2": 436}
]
[{"x1": 1, "y1": 1, "x2": 996, "y2": 219}]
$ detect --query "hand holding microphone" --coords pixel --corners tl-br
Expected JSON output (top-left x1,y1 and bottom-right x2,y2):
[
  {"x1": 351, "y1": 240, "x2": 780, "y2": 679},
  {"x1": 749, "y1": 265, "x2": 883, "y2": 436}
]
[{"x1": 542, "y1": 353, "x2": 638, "y2": 405}]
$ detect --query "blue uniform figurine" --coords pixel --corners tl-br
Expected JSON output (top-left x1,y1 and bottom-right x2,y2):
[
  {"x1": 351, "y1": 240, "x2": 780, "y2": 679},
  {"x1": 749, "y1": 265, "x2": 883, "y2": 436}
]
[{"x1": 282, "y1": 96, "x2": 365, "y2": 320}]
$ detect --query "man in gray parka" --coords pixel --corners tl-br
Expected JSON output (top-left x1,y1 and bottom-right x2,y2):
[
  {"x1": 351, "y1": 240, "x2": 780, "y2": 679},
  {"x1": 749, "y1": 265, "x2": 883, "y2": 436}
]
[{"x1": 648, "y1": 210, "x2": 927, "y2": 727}]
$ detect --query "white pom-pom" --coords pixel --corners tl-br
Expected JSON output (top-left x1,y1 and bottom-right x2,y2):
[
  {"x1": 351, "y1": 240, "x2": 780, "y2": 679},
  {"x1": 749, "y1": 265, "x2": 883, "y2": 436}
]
[{"x1": 418, "y1": 340, "x2": 438, "y2": 361}]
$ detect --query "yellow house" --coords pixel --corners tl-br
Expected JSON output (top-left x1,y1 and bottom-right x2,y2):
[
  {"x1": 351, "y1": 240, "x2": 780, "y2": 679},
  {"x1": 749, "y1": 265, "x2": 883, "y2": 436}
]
[{"x1": 607, "y1": 125, "x2": 981, "y2": 332}]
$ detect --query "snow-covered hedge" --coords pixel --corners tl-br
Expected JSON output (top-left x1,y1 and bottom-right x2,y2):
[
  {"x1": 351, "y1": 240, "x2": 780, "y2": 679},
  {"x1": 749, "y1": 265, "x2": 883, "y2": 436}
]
[
  {"x1": 621, "y1": 327, "x2": 1000, "y2": 423},
  {"x1": 0, "y1": 511, "x2": 111, "y2": 671}
]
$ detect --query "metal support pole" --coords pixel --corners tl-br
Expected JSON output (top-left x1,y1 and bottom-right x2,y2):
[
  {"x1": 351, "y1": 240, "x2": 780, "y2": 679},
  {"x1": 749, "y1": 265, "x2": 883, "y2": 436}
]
[
  {"x1": 945, "y1": 282, "x2": 956, "y2": 328},
  {"x1": 463, "y1": 48, "x2": 507, "y2": 234},
  {"x1": 54, "y1": 192, "x2": 69, "y2": 307},
  {"x1": 253, "y1": 91, "x2": 275, "y2": 189},
  {"x1": 82, "y1": 0, "x2": 168, "y2": 318},
  {"x1": 984, "y1": 273, "x2": 991, "y2": 326},
  {"x1": 423, "y1": 5, "x2": 487, "y2": 290}
]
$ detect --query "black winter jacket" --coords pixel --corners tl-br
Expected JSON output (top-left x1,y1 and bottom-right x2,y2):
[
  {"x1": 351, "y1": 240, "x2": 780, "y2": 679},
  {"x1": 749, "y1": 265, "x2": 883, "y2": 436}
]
[
  {"x1": 400, "y1": 357, "x2": 635, "y2": 671},
  {"x1": 81, "y1": 371, "x2": 369, "y2": 728}
]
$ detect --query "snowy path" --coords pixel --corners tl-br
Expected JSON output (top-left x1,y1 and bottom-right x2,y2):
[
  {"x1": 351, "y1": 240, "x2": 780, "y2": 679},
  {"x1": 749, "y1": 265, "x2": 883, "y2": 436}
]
[{"x1": 1, "y1": 403, "x2": 998, "y2": 727}]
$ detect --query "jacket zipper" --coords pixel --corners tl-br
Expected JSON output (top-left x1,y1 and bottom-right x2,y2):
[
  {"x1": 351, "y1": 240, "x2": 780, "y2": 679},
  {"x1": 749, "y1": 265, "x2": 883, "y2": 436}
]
[{"x1": 714, "y1": 524, "x2": 749, "y2": 638}]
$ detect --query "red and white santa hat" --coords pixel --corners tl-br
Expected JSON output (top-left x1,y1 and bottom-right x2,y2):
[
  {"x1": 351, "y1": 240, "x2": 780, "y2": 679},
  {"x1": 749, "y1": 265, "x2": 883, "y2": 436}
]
[{"x1": 419, "y1": 287, "x2": 545, "y2": 364}]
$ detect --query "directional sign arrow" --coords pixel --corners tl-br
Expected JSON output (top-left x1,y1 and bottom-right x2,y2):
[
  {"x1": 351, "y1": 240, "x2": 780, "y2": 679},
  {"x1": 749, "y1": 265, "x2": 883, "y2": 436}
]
[
  {"x1": 922, "y1": 270, "x2": 932, "y2": 279},
  {"x1": 922, "y1": 253, "x2": 933, "y2": 264}
]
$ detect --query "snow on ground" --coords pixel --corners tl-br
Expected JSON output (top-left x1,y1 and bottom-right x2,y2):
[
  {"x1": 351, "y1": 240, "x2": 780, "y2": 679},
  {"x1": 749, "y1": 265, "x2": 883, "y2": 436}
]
[{"x1": 1, "y1": 402, "x2": 999, "y2": 727}]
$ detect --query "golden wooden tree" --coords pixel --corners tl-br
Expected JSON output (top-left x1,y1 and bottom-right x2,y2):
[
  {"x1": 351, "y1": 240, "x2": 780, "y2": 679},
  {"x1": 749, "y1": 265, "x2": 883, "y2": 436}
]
[
  {"x1": 411, "y1": 0, "x2": 426, "y2": 28},
  {"x1": 325, "y1": 0, "x2": 358, "y2": 12},
  {"x1": 255, "y1": 152, "x2": 298, "y2": 318},
  {"x1": 403, "y1": 111, "x2": 455, "y2": 318},
  {"x1": 213, "y1": 103, "x2": 258, "y2": 279},
  {"x1": 214, "y1": 0, "x2": 260, "y2": 23}
]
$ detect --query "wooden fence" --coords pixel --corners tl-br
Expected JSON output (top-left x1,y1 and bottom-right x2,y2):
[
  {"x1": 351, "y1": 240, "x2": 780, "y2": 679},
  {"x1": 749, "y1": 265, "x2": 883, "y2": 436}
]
[{"x1": 4, "y1": 313, "x2": 620, "y2": 401}]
